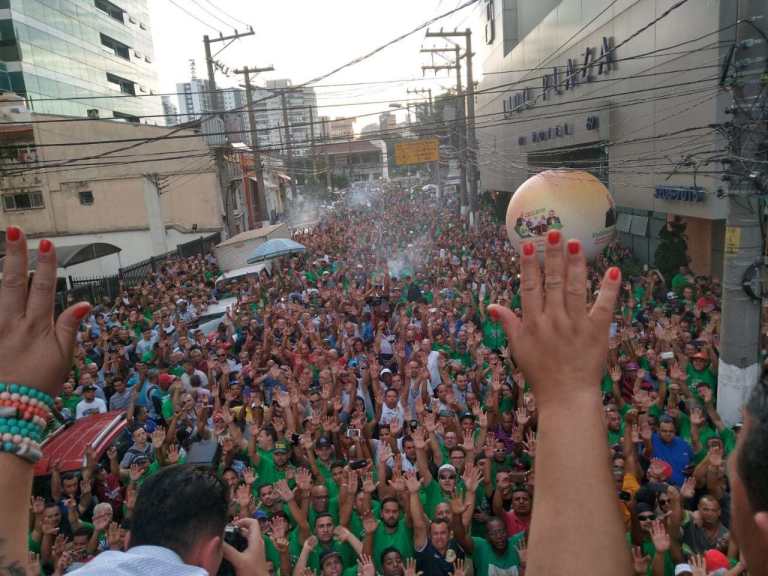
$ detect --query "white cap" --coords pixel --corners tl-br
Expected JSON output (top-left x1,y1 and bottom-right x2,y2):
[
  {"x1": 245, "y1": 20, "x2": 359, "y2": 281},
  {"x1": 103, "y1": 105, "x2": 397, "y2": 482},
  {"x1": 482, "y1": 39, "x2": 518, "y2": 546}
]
[
  {"x1": 674, "y1": 564, "x2": 693, "y2": 576},
  {"x1": 438, "y1": 464, "x2": 457, "y2": 475},
  {"x1": 379, "y1": 368, "x2": 392, "y2": 377}
]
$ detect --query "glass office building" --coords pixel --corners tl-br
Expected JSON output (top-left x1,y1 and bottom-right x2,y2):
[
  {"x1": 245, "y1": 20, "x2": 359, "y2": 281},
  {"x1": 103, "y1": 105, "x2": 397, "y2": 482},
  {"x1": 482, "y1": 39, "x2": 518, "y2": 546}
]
[{"x1": 0, "y1": 0, "x2": 161, "y2": 121}]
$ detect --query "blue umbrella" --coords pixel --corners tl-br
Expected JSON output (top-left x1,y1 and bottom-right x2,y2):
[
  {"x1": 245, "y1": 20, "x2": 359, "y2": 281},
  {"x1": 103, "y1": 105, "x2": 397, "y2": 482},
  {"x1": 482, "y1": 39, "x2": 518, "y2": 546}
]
[{"x1": 247, "y1": 238, "x2": 306, "y2": 263}]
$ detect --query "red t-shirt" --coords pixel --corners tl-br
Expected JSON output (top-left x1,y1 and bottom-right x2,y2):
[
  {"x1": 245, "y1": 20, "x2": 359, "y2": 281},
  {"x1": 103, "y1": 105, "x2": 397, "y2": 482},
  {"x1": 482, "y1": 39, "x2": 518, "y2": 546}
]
[{"x1": 503, "y1": 510, "x2": 531, "y2": 537}]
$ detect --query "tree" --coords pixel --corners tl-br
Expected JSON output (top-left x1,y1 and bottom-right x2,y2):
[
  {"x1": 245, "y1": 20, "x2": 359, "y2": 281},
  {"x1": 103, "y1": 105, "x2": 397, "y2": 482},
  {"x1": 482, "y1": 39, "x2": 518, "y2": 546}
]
[{"x1": 654, "y1": 216, "x2": 689, "y2": 281}]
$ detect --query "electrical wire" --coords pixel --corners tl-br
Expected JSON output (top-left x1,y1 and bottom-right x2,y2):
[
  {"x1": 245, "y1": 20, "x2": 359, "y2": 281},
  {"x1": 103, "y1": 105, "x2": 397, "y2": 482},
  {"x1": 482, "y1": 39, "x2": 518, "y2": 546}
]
[{"x1": 165, "y1": 0, "x2": 220, "y2": 33}]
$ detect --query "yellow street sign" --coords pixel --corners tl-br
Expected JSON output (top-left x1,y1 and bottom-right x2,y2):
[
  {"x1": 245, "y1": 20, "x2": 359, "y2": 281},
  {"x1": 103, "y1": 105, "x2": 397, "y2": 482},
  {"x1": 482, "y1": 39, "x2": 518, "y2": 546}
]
[{"x1": 394, "y1": 139, "x2": 439, "y2": 166}]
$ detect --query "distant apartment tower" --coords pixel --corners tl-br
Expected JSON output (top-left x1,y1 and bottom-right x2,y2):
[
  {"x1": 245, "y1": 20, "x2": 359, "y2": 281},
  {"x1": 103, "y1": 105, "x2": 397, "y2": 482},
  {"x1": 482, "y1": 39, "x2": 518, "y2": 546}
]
[
  {"x1": 0, "y1": 0, "x2": 162, "y2": 122},
  {"x1": 379, "y1": 111, "x2": 397, "y2": 132},
  {"x1": 259, "y1": 79, "x2": 317, "y2": 157},
  {"x1": 329, "y1": 117, "x2": 355, "y2": 140},
  {"x1": 161, "y1": 95, "x2": 178, "y2": 126},
  {"x1": 176, "y1": 78, "x2": 212, "y2": 123}
]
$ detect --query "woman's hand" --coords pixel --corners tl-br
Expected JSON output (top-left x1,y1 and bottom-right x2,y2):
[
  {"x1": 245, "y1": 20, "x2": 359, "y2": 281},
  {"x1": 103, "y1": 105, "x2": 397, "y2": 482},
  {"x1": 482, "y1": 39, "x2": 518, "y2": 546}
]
[{"x1": 0, "y1": 228, "x2": 90, "y2": 398}]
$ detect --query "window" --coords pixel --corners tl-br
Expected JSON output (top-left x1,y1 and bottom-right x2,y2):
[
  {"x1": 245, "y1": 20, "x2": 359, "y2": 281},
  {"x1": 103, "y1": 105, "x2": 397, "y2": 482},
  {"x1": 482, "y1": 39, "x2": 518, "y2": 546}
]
[
  {"x1": 94, "y1": 0, "x2": 125, "y2": 24},
  {"x1": 3, "y1": 190, "x2": 44, "y2": 211},
  {"x1": 113, "y1": 111, "x2": 139, "y2": 123},
  {"x1": 78, "y1": 191, "x2": 94, "y2": 205},
  {"x1": 106, "y1": 72, "x2": 135, "y2": 95},
  {"x1": 100, "y1": 33, "x2": 130, "y2": 60}
]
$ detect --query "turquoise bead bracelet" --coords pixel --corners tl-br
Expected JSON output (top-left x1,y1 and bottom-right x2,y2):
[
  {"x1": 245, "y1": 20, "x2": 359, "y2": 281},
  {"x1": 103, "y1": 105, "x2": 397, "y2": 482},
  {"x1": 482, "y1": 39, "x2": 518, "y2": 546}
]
[{"x1": 0, "y1": 383, "x2": 54, "y2": 409}]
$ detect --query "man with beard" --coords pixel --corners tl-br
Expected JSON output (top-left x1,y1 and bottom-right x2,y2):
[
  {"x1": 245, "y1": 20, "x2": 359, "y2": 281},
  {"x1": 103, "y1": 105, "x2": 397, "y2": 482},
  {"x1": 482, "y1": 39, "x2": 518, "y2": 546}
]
[
  {"x1": 292, "y1": 515, "x2": 363, "y2": 574},
  {"x1": 360, "y1": 496, "x2": 414, "y2": 573}
]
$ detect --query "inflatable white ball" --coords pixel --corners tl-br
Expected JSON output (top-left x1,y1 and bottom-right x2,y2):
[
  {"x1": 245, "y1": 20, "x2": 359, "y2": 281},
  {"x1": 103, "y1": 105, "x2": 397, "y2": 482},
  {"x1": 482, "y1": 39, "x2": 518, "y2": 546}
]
[{"x1": 505, "y1": 169, "x2": 617, "y2": 261}]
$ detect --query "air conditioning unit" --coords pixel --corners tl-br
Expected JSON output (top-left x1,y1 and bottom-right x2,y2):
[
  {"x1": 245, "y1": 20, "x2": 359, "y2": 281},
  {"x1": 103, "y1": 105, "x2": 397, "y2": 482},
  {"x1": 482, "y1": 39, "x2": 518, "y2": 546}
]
[{"x1": 87, "y1": 109, "x2": 100, "y2": 119}]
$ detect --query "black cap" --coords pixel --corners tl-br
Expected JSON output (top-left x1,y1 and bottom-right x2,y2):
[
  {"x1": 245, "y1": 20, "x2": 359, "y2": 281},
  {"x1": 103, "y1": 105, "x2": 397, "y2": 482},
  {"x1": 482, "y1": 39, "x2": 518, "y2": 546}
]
[
  {"x1": 319, "y1": 549, "x2": 342, "y2": 567},
  {"x1": 83, "y1": 385, "x2": 97, "y2": 392}
]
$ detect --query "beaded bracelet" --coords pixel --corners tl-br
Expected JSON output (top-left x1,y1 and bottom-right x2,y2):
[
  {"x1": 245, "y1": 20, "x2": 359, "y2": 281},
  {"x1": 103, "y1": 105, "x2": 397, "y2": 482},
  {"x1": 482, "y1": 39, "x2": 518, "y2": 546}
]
[
  {"x1": 0, "y1": 403, "x2": 49, "y2": 429},
  {"x1": 0, "y1": 383, "x2": 55, "y2": 410},
  {"x1": 0, "y1": 433, "x2": 43, "y2": 464},
  {"x1": 0, "y1": 417, "x2": 45, "y2": 441}
]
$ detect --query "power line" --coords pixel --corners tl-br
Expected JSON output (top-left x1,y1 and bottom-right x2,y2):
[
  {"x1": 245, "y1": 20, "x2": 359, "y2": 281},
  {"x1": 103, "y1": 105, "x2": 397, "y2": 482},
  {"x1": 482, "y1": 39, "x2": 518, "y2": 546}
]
[
  {"x1": 166, "y1": 0, "x2": 220, "y2": 33},
  {"x1": 202, "y1": 0, "x2": 252, "y2": 30},
  {"x1": 187, "y1": 0, "x2": 240, "y2": 32}
]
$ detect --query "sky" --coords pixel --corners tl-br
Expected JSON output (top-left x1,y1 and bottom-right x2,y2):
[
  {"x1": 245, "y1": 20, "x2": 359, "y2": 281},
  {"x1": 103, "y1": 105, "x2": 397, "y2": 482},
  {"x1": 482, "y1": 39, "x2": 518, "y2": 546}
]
[{"x1": 148, "y1": 0, "x2": 485, "y2": 132}]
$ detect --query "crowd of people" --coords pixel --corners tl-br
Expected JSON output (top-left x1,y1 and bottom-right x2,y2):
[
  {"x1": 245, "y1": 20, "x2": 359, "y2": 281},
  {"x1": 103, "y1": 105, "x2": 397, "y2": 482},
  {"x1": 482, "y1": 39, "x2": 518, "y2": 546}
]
[{"x1": 4, "y1": 184, "x2": 766, "y2": 576}]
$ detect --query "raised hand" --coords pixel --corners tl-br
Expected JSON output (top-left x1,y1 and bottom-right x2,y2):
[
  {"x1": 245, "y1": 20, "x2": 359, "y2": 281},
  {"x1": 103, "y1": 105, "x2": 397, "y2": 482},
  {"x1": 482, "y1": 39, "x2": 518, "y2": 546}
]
[
  {"x1": 515, "y1": 407, "x2": 530, "y2": 428},
  {"x1": 0, "y1": 229, "x2": 91, "y2": 401},
  {"x1": 151, "y1": 426, "x2": 166, "y2": 448},
  {"x1": 295, "y1": 467, "x2": 313, "y2": 493},
  {"x1": 404, "y1": 470, "x2": 421, "y2": 493},
  {"x1": 649, "y1": 520, "x2": 670, "y2": 553},
  {"x1": 274, "y1": 479, "x2": 295, "y2": 502},
  {"x1": 31, "y1": 496, "x2": 46, "y2": 516},
  {"x1": 516, "y1": 538, "x2": 528, "y2": 567},
  {"x1": 363, "y1": 514, "x2": 379, "y2": 536},
  {"x1": 362, "y1": 472, "x2": 378, "y2": 494},
  {"x1": 690, "y1": 554, "x2": 707, "y2": 576},
  {"x1": 270, "y1": 515, "x2": 288, "y2": 540},
  {"x1": 631, "y1": 546, "x2": 650, "y2": 575},
  {"x1": 358, "y1": 554, "x2": 376, "y2": 576},
  {"x1": 680, "y1": 476, "x2": 696, "y2": 500},
  {"x1": 243, "y1": 467, "x2": 257, "y2": 486},
  {"x1": 166, "y1": 444, "x2": 180, "y2": 464},
  {"x1": 488, "y1": 238, "x2": 621, "y2": 407},
  {"x1": 107, "y1": 522, "x2": 122, "y2": 550},
  {"x1": 404, "y1": 558, "x2": 420, "y2": 576}
]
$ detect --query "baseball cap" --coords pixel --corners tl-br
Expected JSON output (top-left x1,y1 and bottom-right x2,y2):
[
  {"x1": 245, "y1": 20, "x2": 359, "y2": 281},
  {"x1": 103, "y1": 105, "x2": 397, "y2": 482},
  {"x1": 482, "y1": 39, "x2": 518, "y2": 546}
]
[
  {"x1": 316, "y1": 436, "x2": 333, "y2": 449},
  {"x1": 704, "y1": 550, "x2": 729, "y2": 572},
  {"x1": 253, "y1": 510, "x2": 269, "y2": 520},
  {"x1": 83, "y1": 385, "x2": 97, "y2": 392},
  {"x1": 438, "y1": 463, "x2": 457, "y2": 476},
  {"x1": 158, "y1": 373, "x2": 174, "y2": 386},
  {"x1": 459, "y1": 411, "x2": 475, "y2": 422},
  {"x1": 674, "y1": 564, "x2": 693, "y2": 576},
  {"x1": 380, "y1": 368, "x2": 392, "y2": 377},
  {"x1": 133, "y1": 455, "x2": 149, "y2": 465},
  {"x1": 319, "y1": 549, "x2": 342, "y2": 568},
  {"x1": 274, "y1": 440, "x2": 290, "y2": 454}
]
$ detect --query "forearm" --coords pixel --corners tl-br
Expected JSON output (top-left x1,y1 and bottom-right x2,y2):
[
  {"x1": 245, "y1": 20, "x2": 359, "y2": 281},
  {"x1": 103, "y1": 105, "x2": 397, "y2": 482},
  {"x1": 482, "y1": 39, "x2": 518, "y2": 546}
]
[
  {"x1": 0, "y1": 457, "x2": 34, "y2": 573},
  {"x1": 292, "y1": 545, "x2": 312, "y2": 576},
  {"x1": 527, "y1": 395, "x2": 631, "y2": 576}
]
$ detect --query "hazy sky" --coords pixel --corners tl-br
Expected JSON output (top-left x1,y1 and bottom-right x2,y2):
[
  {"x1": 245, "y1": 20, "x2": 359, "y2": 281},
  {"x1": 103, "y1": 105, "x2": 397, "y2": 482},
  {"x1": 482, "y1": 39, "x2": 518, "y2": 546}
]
[{"x1": 149, "y1": 0, "x2": 484, "y2": 131}]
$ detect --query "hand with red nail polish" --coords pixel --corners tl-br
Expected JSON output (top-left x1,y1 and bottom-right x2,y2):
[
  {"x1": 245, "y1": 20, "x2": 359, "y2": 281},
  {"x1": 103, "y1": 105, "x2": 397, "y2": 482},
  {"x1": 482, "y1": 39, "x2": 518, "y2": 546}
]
[
  {"x1": 0, "y1": 227, "x2": 90, "y2": 400},
  {"x1": 486, "y1": 239, "x2": 627, "y2": 576}
]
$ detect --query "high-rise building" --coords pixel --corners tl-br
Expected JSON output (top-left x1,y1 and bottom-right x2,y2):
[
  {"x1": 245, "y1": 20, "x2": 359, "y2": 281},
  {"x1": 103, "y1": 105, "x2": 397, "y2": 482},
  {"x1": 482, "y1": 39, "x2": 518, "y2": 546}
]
[
  {"x1": 329, "y1": 117, "x2": 355, "y2": 140},
  {"x1": 0, "y1": 0, "x2": 161, "y2": 122},
  {"x1": 176, "y1": 78, "x2": 212, "y2": 123},
  {"x1": 259, "y1": 79, "x2": 317, "y2": 157},
  {"x1": 161, "y1": 95, "x2": 177, "y2": 126}
]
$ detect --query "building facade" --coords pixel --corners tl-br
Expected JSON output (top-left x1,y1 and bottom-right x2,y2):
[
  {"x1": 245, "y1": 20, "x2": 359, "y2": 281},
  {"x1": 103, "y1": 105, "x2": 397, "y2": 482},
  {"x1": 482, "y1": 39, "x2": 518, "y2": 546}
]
[
  {"x1": 0, "y1": 104, "x2": 223, "y2": 276},
  {"x1": 0, "y1": 0, "x2": 161, "y2": 122},
  {"x1": 476, "y1": 0, "x2": 733, "y2": 276}
]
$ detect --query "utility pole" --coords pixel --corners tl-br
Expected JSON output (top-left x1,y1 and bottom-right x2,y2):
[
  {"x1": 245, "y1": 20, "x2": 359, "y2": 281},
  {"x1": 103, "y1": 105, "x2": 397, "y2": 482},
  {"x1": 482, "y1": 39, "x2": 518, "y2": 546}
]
[
  {"x1": 234, "y1": 64, "x2": 274, "y2": 229},
  {"x1": 422, "y1": 46, "x2": 467, "y2": 217},
  {"x1": 425, "y1": 28, "x2": 478, "y2": 226},
  {"x1": 309, "y1": 105, "x2": 317, "y2": 186},
  {"x1": 203, "y1": 29, "x2": 254, "y2": 237},
  {"x1": 716, "y1": 1, "x2": 766, "y2": 425},
  {"x1": 279, "y1": 91, "x2": 297, "y2": 199},
  {"x1": 407, "y1": 87, "x2": 433, "y2": 118}
]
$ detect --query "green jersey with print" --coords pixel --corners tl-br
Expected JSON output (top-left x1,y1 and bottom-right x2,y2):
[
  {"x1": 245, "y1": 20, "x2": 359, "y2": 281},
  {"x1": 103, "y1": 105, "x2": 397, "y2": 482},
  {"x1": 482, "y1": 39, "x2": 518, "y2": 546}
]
[
  {"x1": 373, "y1": 518, "x2": 414, "y2": 572},
  {"x1": 471, "y1": 533, "x2": 525, "y2": 576}
]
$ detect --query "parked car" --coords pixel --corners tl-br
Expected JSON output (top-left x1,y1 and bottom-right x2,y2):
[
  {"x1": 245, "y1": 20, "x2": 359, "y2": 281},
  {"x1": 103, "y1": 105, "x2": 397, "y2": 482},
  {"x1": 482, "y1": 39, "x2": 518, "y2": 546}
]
[{"x1": 34, "y1": 411, "x2": 128, "y2": 477}]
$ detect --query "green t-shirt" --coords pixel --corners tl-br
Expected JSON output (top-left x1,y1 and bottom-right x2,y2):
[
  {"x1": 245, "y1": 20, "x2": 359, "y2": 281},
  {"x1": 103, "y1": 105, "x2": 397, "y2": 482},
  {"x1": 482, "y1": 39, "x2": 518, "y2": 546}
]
[
  {"x1": 471, "y1": 534, "x2": 525, "y2": 576},
  {"x1": 250, "y1": 448, "x2": 278, "y2": 491},
  {"x1": 349, "y1": 500, "x2": 381, "y2": 540},
  {"x1": 419, "y1": 478, "x2": 464, "y2": 519},
  {"x1": 289, "y1": 533, "x2": 356, "y2": 572},
  {"x1": 686, "y1": 364, "x2": 716, "y2": 398},
  {"x1": 482, "y1": 319, "x2": 507, "y2": 351},
  {"x1": 373, "y1": 518, "x2": 414, "y2": 572},
  {"x1": 62, "y1": 393, "x2": 82, "y2": 414}
]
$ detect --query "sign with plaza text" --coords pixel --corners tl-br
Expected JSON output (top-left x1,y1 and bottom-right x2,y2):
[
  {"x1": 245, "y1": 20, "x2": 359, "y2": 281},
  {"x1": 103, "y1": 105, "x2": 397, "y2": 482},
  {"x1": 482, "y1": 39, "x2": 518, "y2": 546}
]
[{"x1": 394, "y1": 139, "x2": 440, "y2": 166}]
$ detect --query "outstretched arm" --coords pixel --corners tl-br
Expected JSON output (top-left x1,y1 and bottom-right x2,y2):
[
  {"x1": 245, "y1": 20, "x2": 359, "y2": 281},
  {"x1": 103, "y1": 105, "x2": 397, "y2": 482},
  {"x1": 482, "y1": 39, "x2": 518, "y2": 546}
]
[
  {"x1": 489, "y1": 236, "x2": 628, "y2": 576},
  {"x1": 0, "y1": 231, "x2": 92, "y2": 576}
]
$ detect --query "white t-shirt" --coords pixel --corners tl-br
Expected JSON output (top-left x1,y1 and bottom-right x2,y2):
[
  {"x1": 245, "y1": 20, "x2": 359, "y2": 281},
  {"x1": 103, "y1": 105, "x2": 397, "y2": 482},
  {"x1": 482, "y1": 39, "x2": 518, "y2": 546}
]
[{"x1": 76, "y1": 397, "x2": 107, "y2": 419}]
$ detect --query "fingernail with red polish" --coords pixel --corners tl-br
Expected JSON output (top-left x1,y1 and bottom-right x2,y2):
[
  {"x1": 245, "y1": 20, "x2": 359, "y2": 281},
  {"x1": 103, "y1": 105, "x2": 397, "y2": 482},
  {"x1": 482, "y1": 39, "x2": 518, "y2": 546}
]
[
  {"x1": 39, "y1": 239, "x2": 52, "y2": 254},
  {"x1": 567, "y1": 240, "x2": 580, "y2": 255},
  {"x1": 547, "y1": 230, "x2": 561, "y2": 245},
  {"x1": 522, "y1": 243, "x2": 534, "y2": 257},
  {"x1": 74, "y1": 304, "x2": 91, "y2": 320},
  {"x1": 6, "y1": 226, "x2": 20, "y2": 242},
  {"x1": 609, "y1": 267, "x2": 620, "y2": 281}
]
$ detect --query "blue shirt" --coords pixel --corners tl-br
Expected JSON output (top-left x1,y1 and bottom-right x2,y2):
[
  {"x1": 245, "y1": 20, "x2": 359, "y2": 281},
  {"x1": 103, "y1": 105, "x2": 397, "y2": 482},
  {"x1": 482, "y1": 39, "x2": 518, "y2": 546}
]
[{"x1": 651, "y1": 433, "x2": 693, "y2": 486}]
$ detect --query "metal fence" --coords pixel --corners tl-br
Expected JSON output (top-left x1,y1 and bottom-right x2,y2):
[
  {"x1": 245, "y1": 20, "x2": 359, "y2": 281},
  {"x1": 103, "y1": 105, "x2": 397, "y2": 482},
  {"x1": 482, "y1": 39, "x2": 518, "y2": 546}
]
[{"x1": 55, "y1": 232, "x2": 221, "y2": 313}]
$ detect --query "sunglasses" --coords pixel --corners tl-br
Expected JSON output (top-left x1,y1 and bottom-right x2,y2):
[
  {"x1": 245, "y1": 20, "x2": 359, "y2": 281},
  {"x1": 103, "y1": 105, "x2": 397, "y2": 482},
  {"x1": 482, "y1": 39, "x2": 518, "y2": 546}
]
[{"x1": 638, "y1": 514, "x2": 656, "y2": 521}]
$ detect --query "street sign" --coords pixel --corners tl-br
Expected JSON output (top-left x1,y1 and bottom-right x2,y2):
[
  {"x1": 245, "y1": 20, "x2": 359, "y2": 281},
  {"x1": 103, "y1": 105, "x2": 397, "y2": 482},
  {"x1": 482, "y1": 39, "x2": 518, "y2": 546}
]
[{"x1": 394, "y1": 139, "x2": 440, "y2": 166}]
